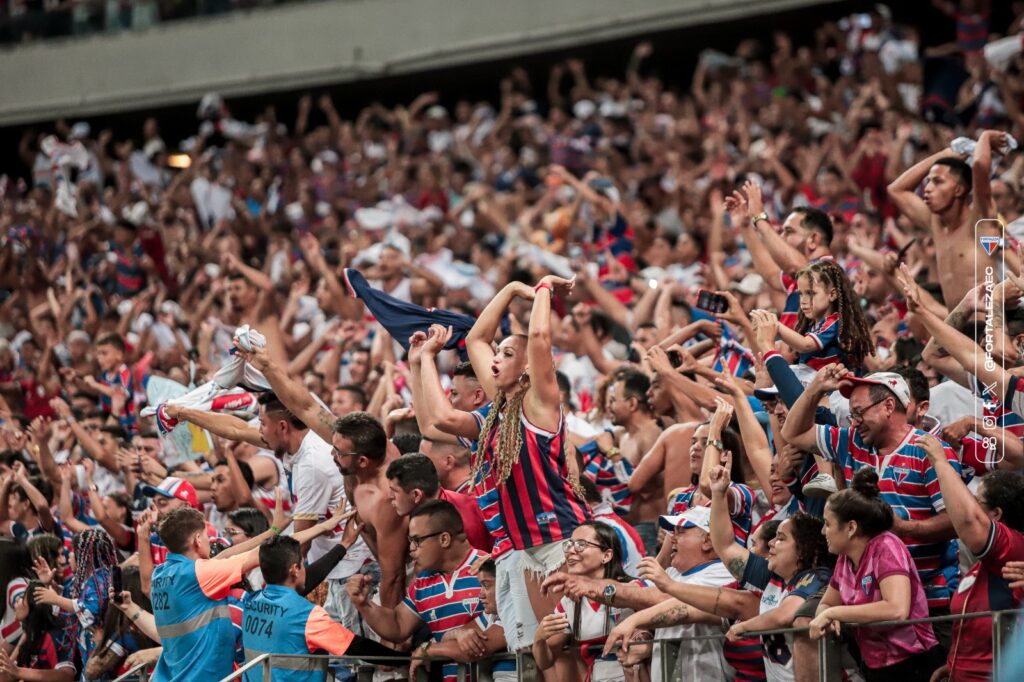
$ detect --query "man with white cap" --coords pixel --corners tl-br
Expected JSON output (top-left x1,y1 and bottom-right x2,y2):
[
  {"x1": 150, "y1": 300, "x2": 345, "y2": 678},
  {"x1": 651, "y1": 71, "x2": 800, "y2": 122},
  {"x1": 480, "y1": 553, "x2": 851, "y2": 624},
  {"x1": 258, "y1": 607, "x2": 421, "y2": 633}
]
[
  {"x1": 642, "y1": 506, "x2": 735, "y2": 681},
  {"x1": 780, "y1": 364, "x2": 963, "y2": 648}
]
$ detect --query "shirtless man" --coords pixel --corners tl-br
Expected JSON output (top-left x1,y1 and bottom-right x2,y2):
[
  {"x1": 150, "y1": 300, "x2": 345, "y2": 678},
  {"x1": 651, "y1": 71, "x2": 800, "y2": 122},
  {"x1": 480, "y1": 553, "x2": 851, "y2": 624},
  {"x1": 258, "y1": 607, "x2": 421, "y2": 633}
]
[
  {"x1": 239, "y1": 344, "x2": 409, "y2": 607},
  {"x1": 888, "y1": 130, "x2": 1013, "y2": 307},
  {"x1": 221, "y1": 253, "x2": 289, "y2": 367},
  {"x1": 606, "y1": 368, "x2": 663, "y2": 554}
]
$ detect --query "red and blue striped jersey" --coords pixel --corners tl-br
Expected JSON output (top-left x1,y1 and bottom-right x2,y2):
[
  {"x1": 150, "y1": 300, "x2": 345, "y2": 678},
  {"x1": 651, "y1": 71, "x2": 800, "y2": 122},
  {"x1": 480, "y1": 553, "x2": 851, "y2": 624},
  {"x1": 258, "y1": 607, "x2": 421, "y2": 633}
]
[
  {"x1": 814, "y1": 425, "x2": 962, "y2": 608},
  {"x1": 472, "y1": 459, "x2": 513, "y2": 560},
  {"x1": 478, "y1": 407, "x2": 591, "y2": 550},
  {"x1": 580, "y1": 444, "x2": 633, "y2": 515},
  {"x1": 668, "y1": 483, "x2": 755, "y2": 546},
  {"x1": 797, "y1": 313, "x2": 846, "y2": 371},
  {"x1": 402, "y1": 549, "x2": 488, "y2": 682},
  {"x1": 99, "y1": 363, "x2": 137, "y2": 434},
  {"x1": 955, "y1": 9, "x2": 989, "y2": 52},
  {"x1": 114, "y1": 241, "x2": 146, "y2": 296}
]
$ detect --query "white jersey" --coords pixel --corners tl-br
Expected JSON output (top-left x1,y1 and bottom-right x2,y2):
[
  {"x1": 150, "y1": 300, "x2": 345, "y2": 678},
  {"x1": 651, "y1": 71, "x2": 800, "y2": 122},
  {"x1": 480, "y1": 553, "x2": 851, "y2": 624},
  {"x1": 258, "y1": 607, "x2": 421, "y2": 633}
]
[
  {"x1": 652, "y1": 561, "x2": 735, "y2": 682},
  {"x1": 286, "y1": 431, "x2": 369, "y2": 579}
]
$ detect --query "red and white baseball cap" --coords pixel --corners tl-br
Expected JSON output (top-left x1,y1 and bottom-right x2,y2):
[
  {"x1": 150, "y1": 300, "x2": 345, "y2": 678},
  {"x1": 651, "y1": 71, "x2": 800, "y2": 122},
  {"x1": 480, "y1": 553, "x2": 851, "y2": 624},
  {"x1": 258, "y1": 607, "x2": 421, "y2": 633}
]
[
  {"x1": 839, "y1": 372, "x2": 911, "y2": 408},
  {"x1": 142, "y1": 477, "x2": 201, "y2": 510}
]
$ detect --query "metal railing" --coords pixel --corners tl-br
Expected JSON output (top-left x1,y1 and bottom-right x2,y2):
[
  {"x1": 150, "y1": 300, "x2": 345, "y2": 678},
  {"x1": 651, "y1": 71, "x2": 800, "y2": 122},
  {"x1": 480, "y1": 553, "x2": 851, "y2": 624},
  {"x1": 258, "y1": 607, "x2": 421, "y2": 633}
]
[
  {"x1": 218, "y1": 652, "x2": 528, "y2": 682},
  {"x1": 114, "y1": 609, "x2": 1023, "y2": 682},
  {"x1": 113, "y1": 661, "x2": 152, "y2": 682}
]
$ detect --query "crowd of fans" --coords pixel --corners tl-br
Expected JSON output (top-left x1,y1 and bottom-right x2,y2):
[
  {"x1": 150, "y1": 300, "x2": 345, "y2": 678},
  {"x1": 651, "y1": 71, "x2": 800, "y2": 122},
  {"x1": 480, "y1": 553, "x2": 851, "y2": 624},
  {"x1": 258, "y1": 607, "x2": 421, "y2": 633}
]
[
  {"x1": 3, "y1": 1, "x2": 1024, "y2": 681},
  {"x1": 0, "y1": 0, "x2": 306, "y2": 43}
]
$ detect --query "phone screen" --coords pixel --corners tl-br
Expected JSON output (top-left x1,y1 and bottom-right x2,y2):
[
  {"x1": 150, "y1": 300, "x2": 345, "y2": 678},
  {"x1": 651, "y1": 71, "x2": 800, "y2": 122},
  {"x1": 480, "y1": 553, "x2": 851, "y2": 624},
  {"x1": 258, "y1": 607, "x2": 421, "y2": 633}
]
[
  {"x1": 112, "y1": 565, "x2": 123, "y2": 603},
  {"x1": 696, "y1": 290, "x2": 728, "y2": 314}
]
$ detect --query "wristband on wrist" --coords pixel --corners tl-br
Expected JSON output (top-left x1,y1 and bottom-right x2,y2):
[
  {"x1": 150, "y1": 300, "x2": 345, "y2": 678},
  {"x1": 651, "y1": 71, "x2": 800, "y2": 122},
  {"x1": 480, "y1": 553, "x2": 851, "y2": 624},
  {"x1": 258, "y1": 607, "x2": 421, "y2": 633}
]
[
  {"x1": 65, "y1": 415, "x2": 77, "y2": 424},
  {"x1": 534, "y1": 282, "x2": 553, "y2": 293},
  {"x1": 708, "y1": 438, "x2": 724, "y2": 451},
  {"x1": 270, "y1": 526, "x2": 283, "y2": 536}
]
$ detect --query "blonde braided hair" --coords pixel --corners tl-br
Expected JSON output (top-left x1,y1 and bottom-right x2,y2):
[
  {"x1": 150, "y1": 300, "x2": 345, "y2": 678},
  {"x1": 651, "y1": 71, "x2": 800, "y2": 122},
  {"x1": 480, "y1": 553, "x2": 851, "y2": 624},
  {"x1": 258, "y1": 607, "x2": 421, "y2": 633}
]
[{"x1": 472, "y1": 382, "x2": 586, "y2": 499}]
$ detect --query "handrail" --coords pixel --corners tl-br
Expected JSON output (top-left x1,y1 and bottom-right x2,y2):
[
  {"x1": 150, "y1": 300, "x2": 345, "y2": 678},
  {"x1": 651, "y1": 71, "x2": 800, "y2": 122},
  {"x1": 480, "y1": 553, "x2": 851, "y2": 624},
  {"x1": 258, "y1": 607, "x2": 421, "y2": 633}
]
[
  {"x1": 207, "y1": 608, "x2": 1022, "y2": 682},
  {"x1": 219, "y1": 654, "x2": 271, "y2": 682}
]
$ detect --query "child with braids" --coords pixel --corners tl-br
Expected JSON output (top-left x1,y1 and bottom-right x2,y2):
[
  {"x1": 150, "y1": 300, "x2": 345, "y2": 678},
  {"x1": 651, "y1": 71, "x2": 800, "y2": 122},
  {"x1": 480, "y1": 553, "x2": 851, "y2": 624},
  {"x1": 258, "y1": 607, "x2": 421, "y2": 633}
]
[
  {"x1": 465, "y1": 276, "x2": 591, "y2": 680},
  {"x1": 773, "y1": 259, "x2": 874, "y2": 373},
  {"x1": 770, "y1": 260, "x2": 874, "y2": 498},
  {"x1": 31, "y1": 529, "x2": 117, "y2": 675}
]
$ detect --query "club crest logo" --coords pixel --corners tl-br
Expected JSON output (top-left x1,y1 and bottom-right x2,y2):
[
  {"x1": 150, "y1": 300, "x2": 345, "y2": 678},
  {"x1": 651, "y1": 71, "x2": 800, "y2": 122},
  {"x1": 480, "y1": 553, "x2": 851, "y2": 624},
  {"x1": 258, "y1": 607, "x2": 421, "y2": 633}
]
[
  {"x1": 892, "y1": 466, "x2": 912, "y2": 486},
  {"x1": 980, "y1": 235, "x2": 1003, "y2": 256},
  {"x1": 861, "y1": 575, "x2": 874, "y2": 596}
]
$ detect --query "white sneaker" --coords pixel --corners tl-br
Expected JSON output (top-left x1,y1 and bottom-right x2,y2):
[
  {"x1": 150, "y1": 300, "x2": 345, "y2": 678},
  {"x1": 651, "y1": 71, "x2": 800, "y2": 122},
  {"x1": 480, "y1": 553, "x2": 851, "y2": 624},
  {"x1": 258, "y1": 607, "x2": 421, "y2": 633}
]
[{"x1": 802, "y1": 473, "x2": 838, "y2": 498}]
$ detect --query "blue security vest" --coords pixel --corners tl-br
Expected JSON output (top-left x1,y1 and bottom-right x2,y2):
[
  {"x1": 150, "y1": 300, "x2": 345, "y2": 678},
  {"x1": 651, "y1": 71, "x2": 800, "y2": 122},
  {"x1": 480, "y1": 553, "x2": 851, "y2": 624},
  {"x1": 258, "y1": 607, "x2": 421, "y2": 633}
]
[
  {"x1": 242, "y1": 585, "x2": 329, "y2": 682},
  {"x1": 151, "y1": 554, "x2": 237, "y2": 682}
]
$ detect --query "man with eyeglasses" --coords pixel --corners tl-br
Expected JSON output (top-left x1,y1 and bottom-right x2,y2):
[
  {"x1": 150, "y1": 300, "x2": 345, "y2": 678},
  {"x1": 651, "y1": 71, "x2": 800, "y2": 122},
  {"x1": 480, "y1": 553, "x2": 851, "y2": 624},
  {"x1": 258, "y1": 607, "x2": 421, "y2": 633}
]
[
  {"x1": 781, "y1": 365, "x2": 963, "y2": 649},
  {"x1": 347, "y1": 500, "x2": 488, "y2": 682}
]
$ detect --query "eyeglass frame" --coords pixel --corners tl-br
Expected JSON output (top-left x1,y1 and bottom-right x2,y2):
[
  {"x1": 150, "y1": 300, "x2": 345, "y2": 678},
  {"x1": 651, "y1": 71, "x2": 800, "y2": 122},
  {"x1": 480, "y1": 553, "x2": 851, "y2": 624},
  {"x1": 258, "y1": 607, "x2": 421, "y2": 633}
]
[
  {"x1": 408, "y1": 530, "x2": 447, "y2": 549},
  {"x1": 848, "y1": 397, "x2": 887, "y2": 424},
  {"x1": 562, "y1": 538, "x2": 605, "y2": 554}
]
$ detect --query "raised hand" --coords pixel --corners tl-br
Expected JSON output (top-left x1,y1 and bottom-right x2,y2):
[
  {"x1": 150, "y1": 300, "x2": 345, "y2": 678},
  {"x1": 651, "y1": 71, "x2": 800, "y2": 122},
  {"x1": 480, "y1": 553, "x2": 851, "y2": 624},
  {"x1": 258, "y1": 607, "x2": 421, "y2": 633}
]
[
  {"x1": 743, "y1": 179, "x2": 765, "y2": 217},
  {"x1": 537, "y1": 274, "x2": 576, "y2": 296},
  {"x1": 724, "y1": 191, "x2": 750, "y2": 226},
  {"x1": 270, "y1": 488, "x2": 290, "y2": 533},
  {"x1": 895, "y1": 264, "x2": 922, "y2": 313},
  {"x1": 812, "y1": 362, "x2": 848, "y2": 394},
  {"x1": 709, "y1": 464, "x2": 730, "y2": 495},
  {"x1": 407, "y1": 330, "x2": 428, "y2": 364},
  {"x1": 636, "y1": 556, "x2": 671, "y2": 591},
  {"x1": 750, "y1": 310, "x2": 779, "y2": 352},
  {"x1": 422, "y1": 324, "x2": 453, "y2": 356},
  {"x1": 708, "y1": 397, "x2": 735, "y2": 436},
  {"x1": 32, "y1": 555, "x2": 54, "y2": 585}
]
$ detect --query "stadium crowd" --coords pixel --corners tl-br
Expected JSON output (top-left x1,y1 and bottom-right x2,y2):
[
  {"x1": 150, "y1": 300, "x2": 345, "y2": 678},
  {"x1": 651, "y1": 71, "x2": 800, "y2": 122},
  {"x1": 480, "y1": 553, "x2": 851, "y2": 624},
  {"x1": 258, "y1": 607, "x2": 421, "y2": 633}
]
[{"x1": 4, "y1": 1, "x2": 1024, "y2": 681}]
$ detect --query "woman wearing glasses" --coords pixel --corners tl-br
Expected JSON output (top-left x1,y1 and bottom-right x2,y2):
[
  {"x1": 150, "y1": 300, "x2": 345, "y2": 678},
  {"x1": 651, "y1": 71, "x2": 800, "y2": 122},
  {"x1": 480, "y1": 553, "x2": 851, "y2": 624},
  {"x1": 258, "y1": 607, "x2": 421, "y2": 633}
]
[{"x1": 533, "y1": 521, "x2": 642, "y2": 682}]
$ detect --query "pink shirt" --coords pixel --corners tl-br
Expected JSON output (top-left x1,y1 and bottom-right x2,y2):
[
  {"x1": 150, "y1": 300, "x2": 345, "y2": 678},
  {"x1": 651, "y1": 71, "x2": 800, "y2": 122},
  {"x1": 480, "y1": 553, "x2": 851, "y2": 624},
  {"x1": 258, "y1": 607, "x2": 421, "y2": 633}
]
[{"x1": 829, "y1": 531, "x2": 938, "y2": 669}]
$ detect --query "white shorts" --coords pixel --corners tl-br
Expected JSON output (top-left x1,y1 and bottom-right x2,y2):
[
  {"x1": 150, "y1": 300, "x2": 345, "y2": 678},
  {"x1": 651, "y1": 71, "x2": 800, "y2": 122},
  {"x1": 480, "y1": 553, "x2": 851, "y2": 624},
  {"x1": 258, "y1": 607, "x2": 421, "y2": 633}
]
[{"x1": 494, "y1": 540, "x2": 568, "y2": 652}]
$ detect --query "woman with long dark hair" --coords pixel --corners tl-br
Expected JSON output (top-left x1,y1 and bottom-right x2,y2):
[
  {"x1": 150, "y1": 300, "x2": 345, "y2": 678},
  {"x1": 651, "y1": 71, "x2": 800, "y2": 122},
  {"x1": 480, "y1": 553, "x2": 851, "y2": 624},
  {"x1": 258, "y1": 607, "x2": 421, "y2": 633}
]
[
  {"x1": 84, "y1": 567, "x2": 157, "y2": 680},
  {"x1": 533, "y1": 521, "x2": 639, "y2": 681},
  {"x1": 0, "y1": 538, "x2": 33, "y2": 657},
  {"x1": 811, "y1": 468, "x2": 942, "y2": 681},
  {"x1": 0, "y1": 580, "x2": 74, "y2": 680}
]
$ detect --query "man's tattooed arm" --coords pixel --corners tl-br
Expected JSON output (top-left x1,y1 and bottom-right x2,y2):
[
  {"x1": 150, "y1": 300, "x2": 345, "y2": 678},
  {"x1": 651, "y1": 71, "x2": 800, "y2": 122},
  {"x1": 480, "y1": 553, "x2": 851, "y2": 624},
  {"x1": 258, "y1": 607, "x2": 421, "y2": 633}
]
[{"x1": 649, "y1": 602, "x2": 690, "y2": 628}]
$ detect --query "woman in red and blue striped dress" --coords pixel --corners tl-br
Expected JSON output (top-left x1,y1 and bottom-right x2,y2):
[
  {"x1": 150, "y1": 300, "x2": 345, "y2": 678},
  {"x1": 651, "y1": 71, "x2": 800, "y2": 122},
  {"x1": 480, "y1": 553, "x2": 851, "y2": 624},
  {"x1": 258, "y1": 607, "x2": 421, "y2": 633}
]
[{"x1": 465, "y1": 276, "x2": 592, "y2": 676}]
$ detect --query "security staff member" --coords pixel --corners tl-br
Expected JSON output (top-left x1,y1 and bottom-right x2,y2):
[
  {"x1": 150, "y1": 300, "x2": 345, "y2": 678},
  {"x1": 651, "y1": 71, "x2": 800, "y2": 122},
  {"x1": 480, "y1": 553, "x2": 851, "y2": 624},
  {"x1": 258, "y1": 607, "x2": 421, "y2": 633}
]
[
  {"x1": 242, "y1": 532, "x2": 405, "y2": 681},
  {"x1": 151, "y1": 505, "x2": 347, "y2": 682}
]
